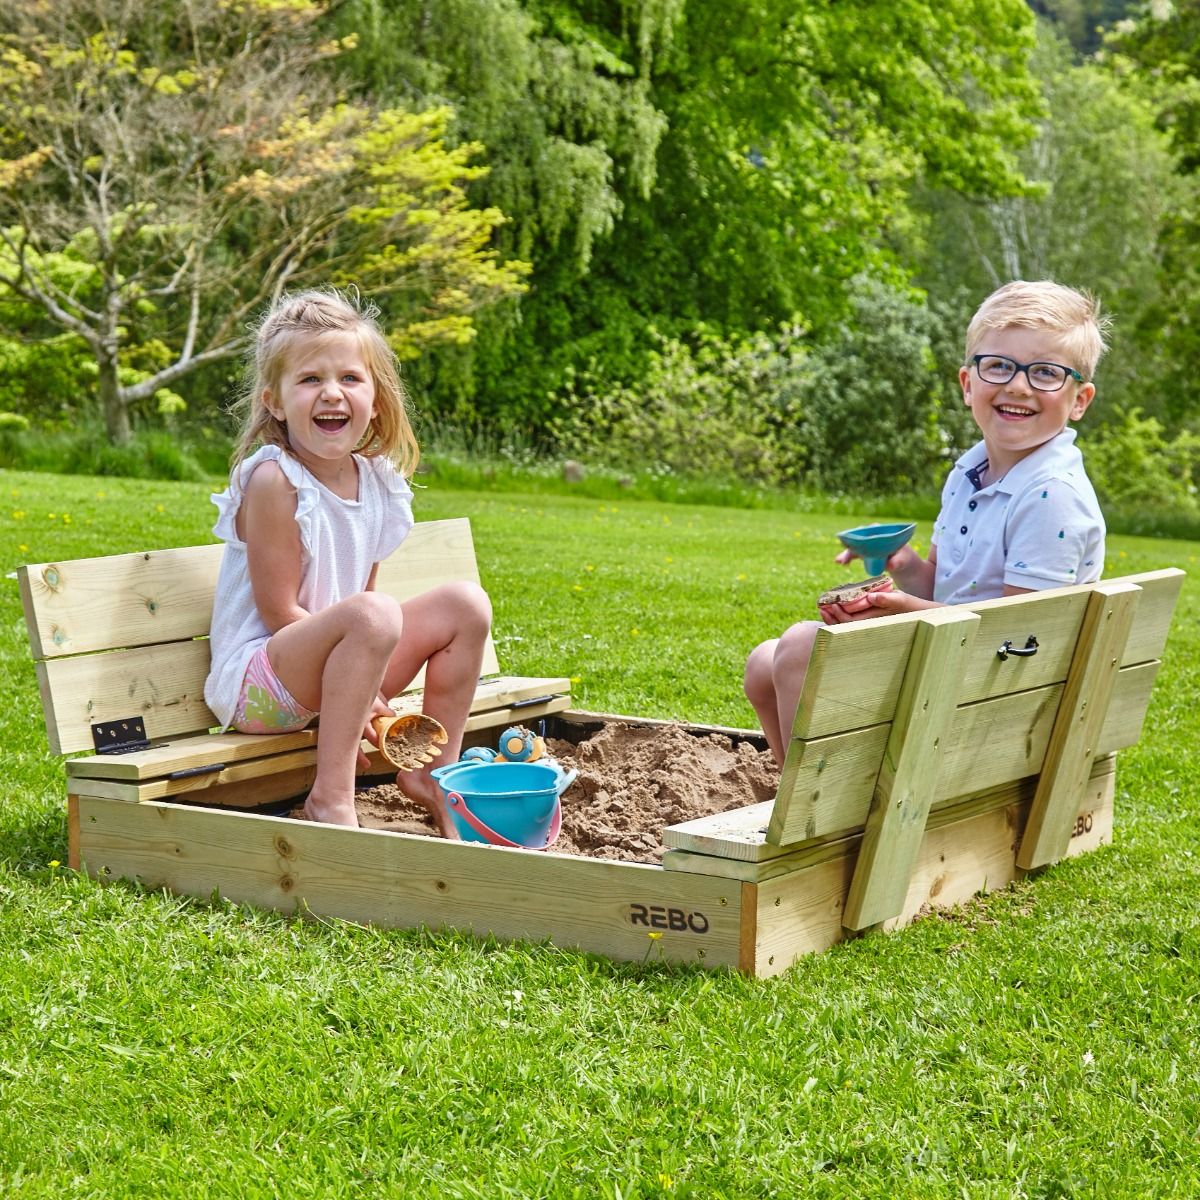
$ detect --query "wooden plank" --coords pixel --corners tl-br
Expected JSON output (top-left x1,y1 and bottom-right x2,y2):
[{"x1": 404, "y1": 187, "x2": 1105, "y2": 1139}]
[
  {"x1": 551, "y1": 709, "x2": 765, "y2": 744},
  {"x1": 65, "y1": 675, "x2": 572, "y2": 781},
  {"x1": 842, "y1": 607, "x2": 979, "y2": 930},
  {"x1": 39, "y1": 639, "x2": 216, "y2": 755},
  {"x1": 67, "y1": 794, "x2": 81, "y2": 871},
  {"x1": 73, "y1": 754, "x2": 320, "y2": 805},
  {"x1": 744, "y1": 773, "x2": 1114, "y2": 978},
  {"x1": 763, "y1": 659, "x2": 1157, "y2": 850},
  {"x1": 954, "y1": 591, "x2": 1086, "y2": 704},
  {"x1": 19, "y1": 545, "x2": 223, "y2": 658},
  {"x1": 792, "y1": 619, "x2": 915, "y2": 740},
  {"x1": 1017, "y1": 582, "x2": 1140, "y2": 870},
  {"x1": 20, "y1": 518, "x2": 493, "y2": 658},
  {"x1": 74, "y1": 798, "x2": 745, "y2": 970},
  {"x1": 667, "y1": 755, "x2": 1117, "y2": 883},
  {"x1": 784, "y1": 574, "x2": 1183, "y2": 743},
  {"x1": 1116, "y1": 569, "x2": 1185, "y2": 665}
]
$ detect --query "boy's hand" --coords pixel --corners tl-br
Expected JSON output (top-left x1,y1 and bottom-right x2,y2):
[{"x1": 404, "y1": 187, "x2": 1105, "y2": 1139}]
[{"x1": 820, "y1": 588, "x2": 942, "y2": 623}]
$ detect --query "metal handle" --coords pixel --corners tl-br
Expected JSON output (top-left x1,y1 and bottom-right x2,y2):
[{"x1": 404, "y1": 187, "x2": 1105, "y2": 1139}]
[{"x1": 997, "y1": 635, "x2": 1039, "y2": 661}]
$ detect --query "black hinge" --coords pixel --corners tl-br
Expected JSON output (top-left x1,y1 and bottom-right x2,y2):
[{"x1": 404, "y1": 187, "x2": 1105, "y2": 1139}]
[{"x1": 91, "y1": 717, "x2": 150, "y2": 755}]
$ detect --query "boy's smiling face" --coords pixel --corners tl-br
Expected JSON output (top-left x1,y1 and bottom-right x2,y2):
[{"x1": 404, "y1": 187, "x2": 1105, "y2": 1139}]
[{"x1": 959, "y1": 325, "x2": 1095, "y2": 477}]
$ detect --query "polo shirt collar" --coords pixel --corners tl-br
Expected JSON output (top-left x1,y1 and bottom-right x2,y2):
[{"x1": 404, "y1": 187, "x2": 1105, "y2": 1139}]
[{"x1": 958, "y1": 429, "x2": 1078, "y2": 495}]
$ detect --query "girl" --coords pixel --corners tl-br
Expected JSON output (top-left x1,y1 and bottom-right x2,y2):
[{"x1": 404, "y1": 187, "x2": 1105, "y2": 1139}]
[{"x1": 203, "y1": 289, "x2": 492, "y2": 833}]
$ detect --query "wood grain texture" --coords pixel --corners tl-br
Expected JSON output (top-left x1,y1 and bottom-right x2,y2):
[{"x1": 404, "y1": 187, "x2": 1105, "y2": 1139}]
[
  {"x1": 1017, "y1": 582, "x2": 1140, "y2": 870},
  {"x1": 76, "y1": 797, "x2": 744, "y2": 970},
  {"x1": 842, "y1": 606, "x2": 979, "y2": 930}
]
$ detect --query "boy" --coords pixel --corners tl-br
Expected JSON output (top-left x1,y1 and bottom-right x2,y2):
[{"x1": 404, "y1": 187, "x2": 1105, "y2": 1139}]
[{"x1": 745, "y1": 280, "x2": 1108, "y2": 764}]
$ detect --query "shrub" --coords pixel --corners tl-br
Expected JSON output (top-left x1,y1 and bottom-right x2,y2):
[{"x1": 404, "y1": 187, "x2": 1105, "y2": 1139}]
[
  {"x1": 550, "y1": 274, "x2": 955, "y2": 495},
  {"x1": 1081, "y1": 407, "x2": 1200, "y2": 513},
  {"x1": 0, "y1": 425, "x2": 214, "y2": 481}
]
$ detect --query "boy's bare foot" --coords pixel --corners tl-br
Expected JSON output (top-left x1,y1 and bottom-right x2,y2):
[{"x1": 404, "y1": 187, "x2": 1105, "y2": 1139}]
[
  {"x1": 302, "y1": 792, "x2": 360, "y2": 827},
  {"x1": 396, "y1": 770, "x2": 459, "y2": 840}
]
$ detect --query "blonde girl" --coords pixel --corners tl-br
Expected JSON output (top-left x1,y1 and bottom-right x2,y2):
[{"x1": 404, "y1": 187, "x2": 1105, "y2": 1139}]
[{"x1": 204, "y1": 289, "x2": 491, "y2": 832}]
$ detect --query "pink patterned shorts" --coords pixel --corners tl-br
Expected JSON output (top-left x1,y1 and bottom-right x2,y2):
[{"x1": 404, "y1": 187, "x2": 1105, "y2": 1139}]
[{"x1": 231, "y1": 645, "x2": 318, "y2": 734}]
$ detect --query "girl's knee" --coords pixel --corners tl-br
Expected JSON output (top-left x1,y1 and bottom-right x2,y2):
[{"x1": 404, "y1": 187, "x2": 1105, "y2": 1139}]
[
  {"x1": 441, "y1": 580, "x2": 492, "y2": 637},
  {"x1": 342, "y1": 591, "x2": 405, "y2": 650}
]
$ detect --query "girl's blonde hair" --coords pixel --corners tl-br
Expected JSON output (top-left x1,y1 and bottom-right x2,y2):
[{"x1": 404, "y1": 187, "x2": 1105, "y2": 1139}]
[
  {"x1": 964, "y1": 280, "x2": 1112, "y2": 381},
  {"x1": 230, "y1": 287, "x2": 419, "y2": 481}
]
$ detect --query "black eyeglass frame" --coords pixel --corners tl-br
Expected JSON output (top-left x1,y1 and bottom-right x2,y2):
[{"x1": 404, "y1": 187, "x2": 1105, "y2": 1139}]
[{"x1": 968, "y1": 354, "x2": 1084, "y2": 393}]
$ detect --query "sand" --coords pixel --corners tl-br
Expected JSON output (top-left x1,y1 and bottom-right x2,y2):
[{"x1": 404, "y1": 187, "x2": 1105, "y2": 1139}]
[{"x1": 350, "y1": 721, "x2": 778, "y2": 863}]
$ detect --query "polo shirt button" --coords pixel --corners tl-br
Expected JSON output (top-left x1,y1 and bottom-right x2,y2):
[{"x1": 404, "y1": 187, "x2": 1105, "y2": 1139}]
[
  {"x1": 960, "y1": 525, "x2": 968, "y2": 535},
  {"x1": 968, "y1": 500, "x2": 977, "y2": 511}
]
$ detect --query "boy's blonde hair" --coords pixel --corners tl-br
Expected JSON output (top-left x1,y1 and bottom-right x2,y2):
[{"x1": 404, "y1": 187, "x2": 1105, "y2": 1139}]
[
  {"x1": 230, "y1": 287, "x2": 419, "y2": 480},
  {"x1": 964, "y1": 280, "x2": 1111, "y2": 381}
]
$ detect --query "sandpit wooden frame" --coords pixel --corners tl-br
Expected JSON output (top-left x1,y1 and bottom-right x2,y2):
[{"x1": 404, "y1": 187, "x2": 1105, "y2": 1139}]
[{"x1": 19, "y1": 520, "x2": 1183, "y2": 978}]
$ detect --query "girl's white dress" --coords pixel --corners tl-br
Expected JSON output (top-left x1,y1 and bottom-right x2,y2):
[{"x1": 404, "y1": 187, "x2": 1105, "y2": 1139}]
[{"x1": 203, "y1": 445, "x2": 414, "y2": 729}]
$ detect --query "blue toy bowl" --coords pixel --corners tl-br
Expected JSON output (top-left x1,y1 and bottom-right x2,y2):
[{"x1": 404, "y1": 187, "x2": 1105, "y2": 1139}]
[
  {"x1": 430, "y1": 761, "x2": 575, "y2": 849},
  {"x1": 836, "y1": 522, "x2": 917, "y2": 576}
]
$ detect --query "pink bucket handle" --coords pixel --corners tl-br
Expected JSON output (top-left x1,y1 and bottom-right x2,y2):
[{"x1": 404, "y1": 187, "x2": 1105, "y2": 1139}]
[{"x1": 445, "y1": 791, "x2": 562, "y2": 850}]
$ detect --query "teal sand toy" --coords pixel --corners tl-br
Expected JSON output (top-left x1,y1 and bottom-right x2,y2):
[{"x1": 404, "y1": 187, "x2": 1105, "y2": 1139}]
[
  {"x1": 430, "y1": 760, "x2": 576, "y2": 849},
  {"x1": 836, "y1": 522, "x2": 916, "y2": 576}
]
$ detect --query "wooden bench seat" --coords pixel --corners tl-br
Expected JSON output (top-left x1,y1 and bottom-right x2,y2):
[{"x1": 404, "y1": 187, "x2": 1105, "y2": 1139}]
[{"x1": 19, "y1": 521, "x2": 1184, "y2": 977}]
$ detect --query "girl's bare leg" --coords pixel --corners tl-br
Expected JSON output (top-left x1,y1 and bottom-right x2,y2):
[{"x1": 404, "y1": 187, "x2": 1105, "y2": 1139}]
[
  {"x1": 380, "y1": 581, "x2": 493, "y2": 836},
  {"x1": 267, "y1": 592, "x2": 405, "y2": 826}
]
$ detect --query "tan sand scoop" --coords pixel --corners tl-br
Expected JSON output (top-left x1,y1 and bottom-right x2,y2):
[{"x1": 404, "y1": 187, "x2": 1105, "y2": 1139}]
[{"x1": 370, "y1": 712, "x2": 448, "y2": 772}]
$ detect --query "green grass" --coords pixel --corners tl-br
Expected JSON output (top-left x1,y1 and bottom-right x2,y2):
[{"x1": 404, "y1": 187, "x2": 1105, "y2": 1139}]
[{"x1": 2, "y1": 467, "x2": 1199, "y2": 1198}]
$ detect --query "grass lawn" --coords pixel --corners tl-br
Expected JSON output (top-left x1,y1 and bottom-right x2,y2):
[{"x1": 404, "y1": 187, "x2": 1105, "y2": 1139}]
[{"x1": 2, "y1": 467, "x2": 1199, "y2": 1198}]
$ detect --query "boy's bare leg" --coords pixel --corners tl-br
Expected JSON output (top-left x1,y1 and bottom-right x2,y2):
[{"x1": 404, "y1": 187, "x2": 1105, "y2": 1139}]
[
  {"x1": 267, "y1": 592, "x2": 405, "y2": 826},
  {"x1": 745, "y1": 621, "x2": 821, "y2": 765},
  {"x1": 769, "y1": 621, "x2": 820, "y2": 763},
  {"x1": 380, "y1": 581, "x2": 493, "y2": 838},
  {"x1": 745, "y1": 637, "x2": 785, "y2": 762}
]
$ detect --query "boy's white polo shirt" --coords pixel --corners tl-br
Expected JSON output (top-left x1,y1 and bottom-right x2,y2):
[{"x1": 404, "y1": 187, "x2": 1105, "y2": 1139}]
[{"x1": 931, "y1": 428, "x2": 1105, "y2": 605}]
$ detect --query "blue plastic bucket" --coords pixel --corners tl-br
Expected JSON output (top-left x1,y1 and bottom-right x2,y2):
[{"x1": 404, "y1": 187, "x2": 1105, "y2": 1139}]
[{"x1": 430, "y1": 761, "x2": 576, "y2": 849}]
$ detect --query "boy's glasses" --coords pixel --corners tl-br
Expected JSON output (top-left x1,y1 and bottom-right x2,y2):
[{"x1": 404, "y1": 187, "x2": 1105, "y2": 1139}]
[{"x1": 969, "y1": 354, "x2": 1084, "y2": 393}]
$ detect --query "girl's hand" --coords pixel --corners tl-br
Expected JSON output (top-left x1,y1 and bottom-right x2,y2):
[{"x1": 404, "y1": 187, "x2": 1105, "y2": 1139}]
[{"x1": 359, "y1": 695, "x2": 394, "y2": 771}]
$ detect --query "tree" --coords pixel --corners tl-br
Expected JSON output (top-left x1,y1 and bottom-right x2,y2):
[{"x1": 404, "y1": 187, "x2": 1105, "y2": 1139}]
[
  {"x1": 1106, "y1": 1, "x2": 1200, "y2": 429},
  {"x1": 0, "y1": 0, "x2": 529, "y2": 443},
  {"x1": 906, "y1": 21, "x2": 1189, "y2": 425}
]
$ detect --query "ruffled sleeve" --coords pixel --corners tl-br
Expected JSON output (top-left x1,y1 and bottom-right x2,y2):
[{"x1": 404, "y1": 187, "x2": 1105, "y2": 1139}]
[
  {"x1": 210, "y1": 445, "x2": 321, "y2": 561},
  {"x1": 365, "y1": 456, "x2": 415, "y2": 562}
]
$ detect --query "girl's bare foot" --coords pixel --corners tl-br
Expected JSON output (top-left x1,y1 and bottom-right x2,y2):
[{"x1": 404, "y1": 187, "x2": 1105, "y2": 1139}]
[
  {"x1": 302, "y1": 791, "x2": 360, "y2": 827},
  {"x1": 397, "y1": 770, "x2": 458, "y2": 839}
]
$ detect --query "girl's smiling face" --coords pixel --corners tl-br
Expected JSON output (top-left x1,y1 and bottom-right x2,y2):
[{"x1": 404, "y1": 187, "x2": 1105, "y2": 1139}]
[
  {"x1": 959, "y1": 325, "x2": 1095, "y2": 477},
  {"x1": 263, "y1": 332, "x2": 377, "y2": 491}
]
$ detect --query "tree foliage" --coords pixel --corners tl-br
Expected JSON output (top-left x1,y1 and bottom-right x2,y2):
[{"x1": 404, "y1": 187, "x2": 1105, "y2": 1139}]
[
  {"x1": 0, "y1": 0, "x2": 528, "y2": 442},
  {"x1": 906, "y1": 20, "x2": 1191, "y2": 431},
  {"x1": 337, "y1": 0, "x2": 1043, "y2": 426},
  {"x1": 1106, "y1": 1, "x2": 1200, "y2": 429}
]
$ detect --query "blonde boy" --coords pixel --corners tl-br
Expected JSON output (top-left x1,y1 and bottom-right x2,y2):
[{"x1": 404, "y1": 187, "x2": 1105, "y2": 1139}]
[{"x1": 745, "y1": 280, "x2": 1109, "y2": 764}]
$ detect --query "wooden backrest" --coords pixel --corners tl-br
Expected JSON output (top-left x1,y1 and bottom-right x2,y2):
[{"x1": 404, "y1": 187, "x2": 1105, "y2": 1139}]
[
  {"x1": 765, "y1": 567, "x2": 1183, "y2": 929},
  {"x1": 768, "y1": 569, "x2": 1184, "y2": 848},
  {"x1": 19, "y1": 518, "x2": 500, "y2": 755}
]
